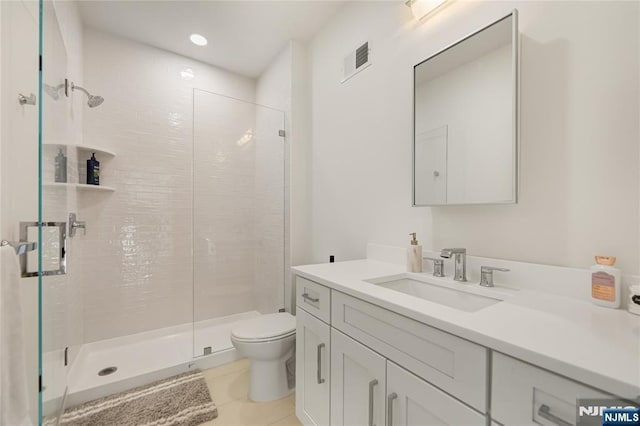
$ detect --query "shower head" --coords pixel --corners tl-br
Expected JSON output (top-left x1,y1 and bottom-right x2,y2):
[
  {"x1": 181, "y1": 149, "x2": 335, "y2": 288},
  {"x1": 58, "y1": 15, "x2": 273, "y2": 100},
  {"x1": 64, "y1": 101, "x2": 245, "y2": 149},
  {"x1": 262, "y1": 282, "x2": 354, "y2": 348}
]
[
  {"x1": 71, "y1": 82, "x2": 104, "y2": 108},
  {"x1": 87, "y1": 95, "x2": 104, "y2": 108},
  {"x1": 43, "y1": 83, "x2": 62, "y2": 100}
]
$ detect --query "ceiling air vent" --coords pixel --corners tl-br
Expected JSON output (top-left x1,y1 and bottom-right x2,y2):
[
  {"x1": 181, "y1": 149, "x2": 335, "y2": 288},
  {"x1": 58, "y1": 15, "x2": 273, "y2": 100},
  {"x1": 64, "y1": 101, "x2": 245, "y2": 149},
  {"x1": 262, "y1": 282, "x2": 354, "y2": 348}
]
[{"x1": 341, "y1": 41, "x2": 371, "y2": 83}]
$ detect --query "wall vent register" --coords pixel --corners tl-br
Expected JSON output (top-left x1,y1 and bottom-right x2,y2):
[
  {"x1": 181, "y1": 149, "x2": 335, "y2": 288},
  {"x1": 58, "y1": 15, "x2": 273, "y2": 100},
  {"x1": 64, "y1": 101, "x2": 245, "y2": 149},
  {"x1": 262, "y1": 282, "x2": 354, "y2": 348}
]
[{"x1": 342, "y1": 41, "x2": 371, "y2": 83}]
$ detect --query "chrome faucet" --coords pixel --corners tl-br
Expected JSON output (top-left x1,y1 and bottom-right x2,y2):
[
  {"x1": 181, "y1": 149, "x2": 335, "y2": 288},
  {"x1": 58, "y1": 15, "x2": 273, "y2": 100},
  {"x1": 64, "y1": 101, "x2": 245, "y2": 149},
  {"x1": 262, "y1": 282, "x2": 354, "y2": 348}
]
[{"x1": 440, "y1": 248, "x2": 467, "y2": 282}]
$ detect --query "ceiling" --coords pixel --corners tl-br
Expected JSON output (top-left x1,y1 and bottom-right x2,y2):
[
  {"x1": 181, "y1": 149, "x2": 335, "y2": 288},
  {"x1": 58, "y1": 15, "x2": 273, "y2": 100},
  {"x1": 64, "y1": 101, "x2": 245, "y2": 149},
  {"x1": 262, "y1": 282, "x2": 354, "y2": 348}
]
[{"x1": 78, "y1": 1, "x2": 346, "y2": 78}]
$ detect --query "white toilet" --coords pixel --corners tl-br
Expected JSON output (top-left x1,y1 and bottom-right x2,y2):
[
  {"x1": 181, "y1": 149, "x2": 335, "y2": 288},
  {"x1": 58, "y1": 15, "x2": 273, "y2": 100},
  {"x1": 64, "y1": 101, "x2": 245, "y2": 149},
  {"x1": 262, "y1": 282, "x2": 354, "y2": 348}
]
[{"x1": 230, "y1": 312, "x2": 296, "y2": 402}]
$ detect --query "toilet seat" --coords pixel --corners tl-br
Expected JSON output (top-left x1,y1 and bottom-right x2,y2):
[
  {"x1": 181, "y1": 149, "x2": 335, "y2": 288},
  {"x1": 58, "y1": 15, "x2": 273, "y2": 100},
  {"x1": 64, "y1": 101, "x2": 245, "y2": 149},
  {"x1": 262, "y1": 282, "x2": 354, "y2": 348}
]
[{"x1": 231, "y1": 312, "x2": 296, "y2": 343}]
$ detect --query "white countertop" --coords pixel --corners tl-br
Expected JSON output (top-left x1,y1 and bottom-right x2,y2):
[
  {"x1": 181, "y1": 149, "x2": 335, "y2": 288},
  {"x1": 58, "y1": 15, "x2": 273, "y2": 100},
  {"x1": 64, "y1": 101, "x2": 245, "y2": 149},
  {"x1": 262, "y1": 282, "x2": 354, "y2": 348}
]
[{"x1": 292, "y1": 259, "x2": 640, "y2": 399}]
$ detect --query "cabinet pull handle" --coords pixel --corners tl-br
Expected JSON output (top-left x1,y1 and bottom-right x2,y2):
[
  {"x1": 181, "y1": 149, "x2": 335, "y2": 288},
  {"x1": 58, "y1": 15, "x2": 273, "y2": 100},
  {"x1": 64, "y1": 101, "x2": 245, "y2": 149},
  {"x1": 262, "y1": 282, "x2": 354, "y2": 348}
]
[
  {"x1": 316, "y1": 343, "x2": 325, "y2": 384},
  {"x1": 302, "y1": 293, "x2": 319, "y2": 303},
  {"x1": 538, "y1": 404, "x2": 572, "y2": 426},
  {"x1": 368, "y1": 379, "x2": 378, "y2": 426},
  {"x1": 387, "y1": 392, "x2": 398, "y2": 426}
]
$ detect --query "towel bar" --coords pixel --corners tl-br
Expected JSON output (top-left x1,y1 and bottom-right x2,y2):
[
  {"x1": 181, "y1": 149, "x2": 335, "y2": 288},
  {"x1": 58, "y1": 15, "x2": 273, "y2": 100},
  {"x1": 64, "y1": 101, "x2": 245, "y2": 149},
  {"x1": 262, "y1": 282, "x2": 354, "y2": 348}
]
[{"x1": 1, "y1": 240, "x2": 37, "y2": 255}]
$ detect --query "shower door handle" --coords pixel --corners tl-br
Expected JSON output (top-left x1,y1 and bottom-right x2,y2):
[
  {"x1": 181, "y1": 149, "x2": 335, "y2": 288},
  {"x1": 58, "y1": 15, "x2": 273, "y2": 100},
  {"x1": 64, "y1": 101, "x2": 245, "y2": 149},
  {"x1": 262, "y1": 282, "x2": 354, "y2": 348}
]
[{"x1": 316, "y1": 343, "x2": 325, "y2": 384}]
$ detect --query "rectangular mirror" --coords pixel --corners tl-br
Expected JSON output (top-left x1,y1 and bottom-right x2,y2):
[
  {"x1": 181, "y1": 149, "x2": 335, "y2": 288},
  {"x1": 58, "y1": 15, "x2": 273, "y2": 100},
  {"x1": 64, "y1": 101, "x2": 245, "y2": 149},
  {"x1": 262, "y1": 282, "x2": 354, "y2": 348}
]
[{"x1": 413, "y1": 11, "x2": 518, "y2": 206}]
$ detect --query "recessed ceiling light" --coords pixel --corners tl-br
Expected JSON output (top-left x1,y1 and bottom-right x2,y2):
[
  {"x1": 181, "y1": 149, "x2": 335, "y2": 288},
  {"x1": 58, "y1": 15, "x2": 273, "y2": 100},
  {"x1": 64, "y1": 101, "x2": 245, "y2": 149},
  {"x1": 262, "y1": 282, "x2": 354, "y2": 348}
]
[{"x1": 190, "y1": 34, "x2": 208, "y2": 46}]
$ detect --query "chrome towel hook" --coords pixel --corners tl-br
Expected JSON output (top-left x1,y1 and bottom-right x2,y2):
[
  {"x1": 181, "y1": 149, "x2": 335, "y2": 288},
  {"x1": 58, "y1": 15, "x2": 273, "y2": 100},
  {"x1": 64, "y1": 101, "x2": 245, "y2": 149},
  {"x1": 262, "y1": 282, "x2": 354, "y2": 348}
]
[{"x1": 18, "y1": 93, "x2": 36, "y2": 106}]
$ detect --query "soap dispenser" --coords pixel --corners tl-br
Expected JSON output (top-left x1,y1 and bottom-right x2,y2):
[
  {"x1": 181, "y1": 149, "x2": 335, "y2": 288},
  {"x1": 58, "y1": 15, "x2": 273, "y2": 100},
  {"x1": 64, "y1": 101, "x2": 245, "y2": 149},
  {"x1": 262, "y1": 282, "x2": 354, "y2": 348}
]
[{"x1": 407, "y1": 233, "x2": 422, "y2": 273}]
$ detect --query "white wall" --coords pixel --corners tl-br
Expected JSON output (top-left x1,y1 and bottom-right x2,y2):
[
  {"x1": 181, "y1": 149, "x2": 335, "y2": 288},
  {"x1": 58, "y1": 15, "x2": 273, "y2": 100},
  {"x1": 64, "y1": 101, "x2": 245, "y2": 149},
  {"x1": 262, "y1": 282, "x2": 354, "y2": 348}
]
[
  {"x1": 290, "y1": 40, "x2": 313, "y2": 273},
  {"x1": 289, "y1": 40, "x2": 313, "y2": 315},
  {"x1": 81, "y1": 28, "x2": 255, "y2": 342},
  {"x1": 307, "y1": 1, "x2": 639, "y2": 274}
]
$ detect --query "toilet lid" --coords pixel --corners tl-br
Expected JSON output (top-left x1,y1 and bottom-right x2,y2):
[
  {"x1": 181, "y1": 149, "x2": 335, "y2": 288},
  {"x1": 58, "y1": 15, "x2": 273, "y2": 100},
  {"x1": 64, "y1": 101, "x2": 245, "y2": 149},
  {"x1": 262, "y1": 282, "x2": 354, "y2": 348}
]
[{"x1": 231, "y1": 313, "x2": 296, "y2": 341}]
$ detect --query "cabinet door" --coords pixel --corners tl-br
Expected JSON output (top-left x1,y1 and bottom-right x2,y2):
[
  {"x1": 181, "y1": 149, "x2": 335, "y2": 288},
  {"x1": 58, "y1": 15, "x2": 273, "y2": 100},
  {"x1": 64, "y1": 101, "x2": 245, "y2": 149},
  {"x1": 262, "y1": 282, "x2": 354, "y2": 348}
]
[
  {"x1": 332, "y1": 291, "x2": 487, "y2": 411},
  {"x1": 296, "y1": 308, "x2": 331, "y2": 426},
  {"x1": 331, "y1": 329, "x2": 386, "y2": 426},
  {"x1": 386, "y1": 361, "x2": 486, "y2": 426}
]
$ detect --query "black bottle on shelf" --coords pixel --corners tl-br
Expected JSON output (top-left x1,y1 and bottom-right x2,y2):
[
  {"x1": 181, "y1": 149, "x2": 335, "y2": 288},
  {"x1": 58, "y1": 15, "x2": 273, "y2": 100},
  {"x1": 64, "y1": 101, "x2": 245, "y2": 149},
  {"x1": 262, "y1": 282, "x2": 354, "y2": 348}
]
[{"x1": 87, "y1": 153, "x2": 100, "y2": 185}]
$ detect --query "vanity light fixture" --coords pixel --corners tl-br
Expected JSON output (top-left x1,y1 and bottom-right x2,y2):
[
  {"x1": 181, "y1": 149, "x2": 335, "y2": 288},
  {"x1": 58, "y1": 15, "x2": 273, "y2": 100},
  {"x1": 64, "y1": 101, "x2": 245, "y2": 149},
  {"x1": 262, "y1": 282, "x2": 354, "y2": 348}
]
[
  {"x1": 406, "y1": 0, "x2": 448, "y2": 20},
  {"x1": 189, "y1": 33, "x2": 208, "y2": 46}
]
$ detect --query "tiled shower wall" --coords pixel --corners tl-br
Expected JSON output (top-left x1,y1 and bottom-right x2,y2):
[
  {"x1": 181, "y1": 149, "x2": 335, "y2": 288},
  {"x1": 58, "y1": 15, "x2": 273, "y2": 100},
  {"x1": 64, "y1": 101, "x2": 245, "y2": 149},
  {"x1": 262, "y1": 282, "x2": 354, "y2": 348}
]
[{"x1": 79, "y1": 28, "x2": 288, "y2": 343}]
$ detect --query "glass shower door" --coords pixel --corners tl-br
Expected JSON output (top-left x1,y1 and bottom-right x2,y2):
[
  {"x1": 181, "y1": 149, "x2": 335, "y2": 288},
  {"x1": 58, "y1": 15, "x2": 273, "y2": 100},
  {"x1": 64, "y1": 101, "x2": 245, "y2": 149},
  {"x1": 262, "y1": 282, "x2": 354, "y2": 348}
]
[
  {"x1": 39, "y1": 1, "x2": 78, "y2": 423},
  {"x1": 192, "y1": 89, "x2": 285, "y2": 357},
  {"x1": 0, "y1": 0, "x2": 41, "y2": 424}
]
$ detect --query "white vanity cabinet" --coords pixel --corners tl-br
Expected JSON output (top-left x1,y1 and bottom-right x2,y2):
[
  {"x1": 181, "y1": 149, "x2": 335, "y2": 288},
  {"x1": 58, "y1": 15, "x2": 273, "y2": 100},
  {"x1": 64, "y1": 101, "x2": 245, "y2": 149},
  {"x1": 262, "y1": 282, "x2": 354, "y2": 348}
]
[
  {"x1": 296, "y1": 276, "x2": 489, "y2": 426},
  {"x1": 296, "y1": 308, "x2": 331, "y2": 426},
  {"x1": 330, "y1": 329, "x2": 386, "y2": 426},
  {"x1": 331, "y1": 291, "x2": 487, "y2": 412},
  {"x1": 294, "y1": 275, "x2": 623, "y2": 426},
  {"x1": 386, "y1": 361, "x2": 486, "y2": 426},
  {"x1": 329, "y1": 327, "x2": 485, "y2": 426}
]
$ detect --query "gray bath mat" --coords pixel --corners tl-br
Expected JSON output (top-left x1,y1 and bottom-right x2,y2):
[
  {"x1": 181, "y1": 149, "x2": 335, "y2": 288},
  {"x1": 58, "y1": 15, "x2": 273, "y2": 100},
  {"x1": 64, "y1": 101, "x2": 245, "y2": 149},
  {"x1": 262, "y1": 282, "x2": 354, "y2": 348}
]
[{"x1": 59, "y1": 370, "x2": 218, "y2": 426}]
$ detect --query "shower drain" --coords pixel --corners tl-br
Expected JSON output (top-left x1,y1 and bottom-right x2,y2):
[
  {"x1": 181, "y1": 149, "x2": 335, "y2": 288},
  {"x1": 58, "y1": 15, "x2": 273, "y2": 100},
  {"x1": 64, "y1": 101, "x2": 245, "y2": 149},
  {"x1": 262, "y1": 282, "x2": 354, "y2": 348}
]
[{"x1": 98, "y1": 366, "x2": 118, "y2": 376}]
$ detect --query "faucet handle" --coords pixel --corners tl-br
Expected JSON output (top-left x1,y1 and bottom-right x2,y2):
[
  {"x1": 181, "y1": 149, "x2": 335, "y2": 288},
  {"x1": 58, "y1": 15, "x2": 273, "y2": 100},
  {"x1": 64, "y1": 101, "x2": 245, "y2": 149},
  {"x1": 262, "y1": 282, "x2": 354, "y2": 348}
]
[
  {"x1": 480, "y1": 266, "x2": 510, "y2": 273},
  {"x1": 480, "y1": 266, "x2": 510, "y2": 287},
  {"x1": 69, "y1": 213, "x2": 87, "y2": 237},
  {"x1": 423, "y1": 257, "x2": 445, "y2": 277}
]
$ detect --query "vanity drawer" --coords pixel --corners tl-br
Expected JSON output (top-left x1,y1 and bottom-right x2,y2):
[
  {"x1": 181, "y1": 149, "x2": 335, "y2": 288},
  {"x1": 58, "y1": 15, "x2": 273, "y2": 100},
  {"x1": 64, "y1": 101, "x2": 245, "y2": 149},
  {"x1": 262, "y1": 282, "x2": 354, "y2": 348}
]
[
  {"x1": 332, "y1": 290, "x2": 487, "y2": 412},
  {"x1": 296, "y1": 276, "x2": 331, "y2": 324},
  {"x1": 492, "y1": 352, "x2": 610, "y2": 425}
]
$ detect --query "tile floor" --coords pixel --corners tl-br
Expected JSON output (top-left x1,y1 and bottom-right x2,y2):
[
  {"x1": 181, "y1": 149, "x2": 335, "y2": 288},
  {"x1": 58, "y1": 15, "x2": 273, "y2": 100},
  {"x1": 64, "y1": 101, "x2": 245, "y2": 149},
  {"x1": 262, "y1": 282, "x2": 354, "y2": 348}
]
[{"x1": 200, "y1": 359, "x2": 302, "y2": 426}]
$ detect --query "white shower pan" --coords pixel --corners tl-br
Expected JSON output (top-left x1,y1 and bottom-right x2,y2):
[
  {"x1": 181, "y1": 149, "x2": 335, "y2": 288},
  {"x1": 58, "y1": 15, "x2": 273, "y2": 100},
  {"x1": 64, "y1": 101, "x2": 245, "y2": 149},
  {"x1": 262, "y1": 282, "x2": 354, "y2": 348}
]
[{"x1": 58, "y1": 311, "x2": 260, "y2": 410}]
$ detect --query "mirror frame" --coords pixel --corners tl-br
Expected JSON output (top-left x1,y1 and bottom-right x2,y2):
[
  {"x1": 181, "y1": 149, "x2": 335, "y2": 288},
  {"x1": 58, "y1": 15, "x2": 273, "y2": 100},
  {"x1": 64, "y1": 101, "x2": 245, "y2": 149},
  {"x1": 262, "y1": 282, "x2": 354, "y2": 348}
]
[{"x1": 412, "y1": 10, "x2": 519, "y2": 207}]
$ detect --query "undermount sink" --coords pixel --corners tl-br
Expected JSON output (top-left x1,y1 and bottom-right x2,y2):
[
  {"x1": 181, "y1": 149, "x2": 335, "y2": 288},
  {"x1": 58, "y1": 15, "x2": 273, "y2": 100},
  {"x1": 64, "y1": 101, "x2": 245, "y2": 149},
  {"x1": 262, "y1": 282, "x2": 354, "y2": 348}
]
[{"x1": 366, "y1": 276, "x2": 502, "y2": 312}]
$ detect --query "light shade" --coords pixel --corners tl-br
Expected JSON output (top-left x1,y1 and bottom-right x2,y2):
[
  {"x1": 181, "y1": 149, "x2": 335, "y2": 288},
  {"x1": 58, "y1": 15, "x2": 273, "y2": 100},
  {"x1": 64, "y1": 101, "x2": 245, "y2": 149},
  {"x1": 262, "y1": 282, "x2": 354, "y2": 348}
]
[
  {"x1": 189, "y1": 33, "x2": 208, "y2": 46},
  {"x1": 410, "y1": 0, "x2": 447, "y2": 20}
]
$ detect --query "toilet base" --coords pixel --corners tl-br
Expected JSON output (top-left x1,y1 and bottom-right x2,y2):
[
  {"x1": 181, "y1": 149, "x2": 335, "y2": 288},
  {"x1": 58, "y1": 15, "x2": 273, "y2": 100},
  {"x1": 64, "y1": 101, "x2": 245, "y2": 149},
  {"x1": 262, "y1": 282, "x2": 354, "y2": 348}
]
[
  {"x1": 230, "y1": 313, "x2": 296, "y2": 403},
  {"x1": 248, "y1": 347, "x2": 294, "y2": 402}
]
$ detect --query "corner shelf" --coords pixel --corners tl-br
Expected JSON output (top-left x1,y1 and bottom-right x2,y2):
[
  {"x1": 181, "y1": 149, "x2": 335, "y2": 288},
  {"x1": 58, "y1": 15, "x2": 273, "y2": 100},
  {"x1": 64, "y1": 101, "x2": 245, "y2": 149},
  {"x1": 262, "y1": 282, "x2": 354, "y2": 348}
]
[
  {"x1": 43, "y1": 142, "x2": 116, "y2": 158},
  {"x1": 43, "y1": 182, "x2": 116, "y2": 192}
]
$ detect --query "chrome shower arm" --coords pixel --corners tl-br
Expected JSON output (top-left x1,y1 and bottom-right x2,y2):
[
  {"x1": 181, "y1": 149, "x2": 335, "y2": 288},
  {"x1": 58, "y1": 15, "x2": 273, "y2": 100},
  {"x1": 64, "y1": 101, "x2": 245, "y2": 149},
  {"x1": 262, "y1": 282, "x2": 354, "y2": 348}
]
[{"x1": 71, "y1": 82, "x2": 90, "y2": 97}]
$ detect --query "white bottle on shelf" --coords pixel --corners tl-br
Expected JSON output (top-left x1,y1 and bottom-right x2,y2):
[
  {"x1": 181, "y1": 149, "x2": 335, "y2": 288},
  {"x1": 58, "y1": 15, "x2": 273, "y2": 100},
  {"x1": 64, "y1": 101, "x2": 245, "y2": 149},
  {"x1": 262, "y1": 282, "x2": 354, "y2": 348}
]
[{"x1": 407, "y1": 233, "x2": 422, "y2": 273}]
